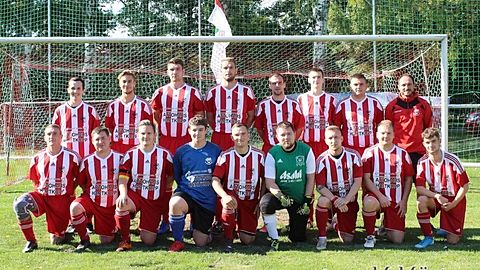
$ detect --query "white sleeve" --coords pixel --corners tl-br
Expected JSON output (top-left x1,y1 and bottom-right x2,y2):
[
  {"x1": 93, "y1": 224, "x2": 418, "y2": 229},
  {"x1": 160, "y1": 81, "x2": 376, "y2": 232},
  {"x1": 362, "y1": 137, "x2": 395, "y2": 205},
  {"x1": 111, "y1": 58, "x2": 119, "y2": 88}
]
[
  {"x1": 306, "y1": 149, "x2": 316, "y2": 174},
  {"x1": 264, "y1": 153, "x2": 276, "y2": 179}
]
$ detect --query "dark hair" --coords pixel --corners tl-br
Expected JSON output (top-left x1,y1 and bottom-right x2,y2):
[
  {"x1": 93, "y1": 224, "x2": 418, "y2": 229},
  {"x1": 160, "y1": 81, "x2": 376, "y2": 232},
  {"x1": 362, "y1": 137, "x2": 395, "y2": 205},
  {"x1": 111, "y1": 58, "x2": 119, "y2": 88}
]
[
  {"x1": 422, "y1": 127, "x2": 440, "y2": 140},
  {"x1": 398, "y1": 74, "x2": 415, "y2": 85},
  {"x1": 309, "y1": 67, "x2": 325, "y2": 78},
  {"x1": 188, "y1": 115, "x2": 209, "y2": 129},
  {"x1": 91, "y1": 126, "x2": 111, "y2": 137},
  {"x1": 350, "y1": 73, "x2": 367, "y2": 82},
  {"x1": 276, "y1": 121, "x2": 295, "y2": 132},
  {"x1": 138, "y1": 119, "x2": 156, "y2": 134},
  {"x1": 68, "y1": 77, "x2": 85, "y2": 89},
  {"x1": 167, "y1": 57, "x2": 184, "y2": 69}
]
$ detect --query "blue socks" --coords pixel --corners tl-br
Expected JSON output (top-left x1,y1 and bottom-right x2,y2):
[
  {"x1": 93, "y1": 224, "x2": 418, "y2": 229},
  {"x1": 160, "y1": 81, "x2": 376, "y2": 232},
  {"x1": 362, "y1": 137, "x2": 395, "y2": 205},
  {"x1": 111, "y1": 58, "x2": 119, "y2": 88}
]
[{"x1": 169, "y1": 214, "x2": 186, "y2": 242}]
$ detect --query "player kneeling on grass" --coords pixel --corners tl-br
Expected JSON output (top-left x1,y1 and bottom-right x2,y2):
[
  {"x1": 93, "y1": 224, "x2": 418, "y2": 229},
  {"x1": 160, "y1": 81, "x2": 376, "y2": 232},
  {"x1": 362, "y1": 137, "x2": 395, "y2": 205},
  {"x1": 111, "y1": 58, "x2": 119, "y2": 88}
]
[
  {"x1": 212, "y1": 123, "x2": 265, "y2": 252},
  {"x1": 259, "y1": 121, "x2": 315, "y2": 251},
  {"x1": 314, "y1": 125, "x2": 362, "y2": 250},
  {"x1": 114, "y1": 120, "x2": 174, "y2": 252},
  {"x1": 69, "y1": 127, "x2": 123, "y2": 251},
  {"x1": 168, "y1": 116, "x2": 221, "y2": 252},
  {"x1": 361, "y1": 120, "x2": 414, "y2": 248},
  {"x1": 13, "y1": 124, "x2": 80, "y2": 252},
  {"x1": 414, "y1": 128, "x2": 469, "y2": 249}
]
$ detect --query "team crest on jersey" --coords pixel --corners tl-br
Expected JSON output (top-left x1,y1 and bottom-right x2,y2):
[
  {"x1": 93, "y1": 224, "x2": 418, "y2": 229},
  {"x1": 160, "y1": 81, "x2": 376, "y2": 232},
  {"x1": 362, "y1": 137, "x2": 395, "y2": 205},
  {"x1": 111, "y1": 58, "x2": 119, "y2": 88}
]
[
  {"x1": 205, "y1": 157, "x2": 213, "y2": 165},
  {"x1": 296, "y1": 156, "x2": 305, "y2": 166},
  {"x1": 413, "y1": 108, "x2": 421, "y2": 116},
  {"x1": 185, "y1": 171, "x2": 194, "y2": 183}
]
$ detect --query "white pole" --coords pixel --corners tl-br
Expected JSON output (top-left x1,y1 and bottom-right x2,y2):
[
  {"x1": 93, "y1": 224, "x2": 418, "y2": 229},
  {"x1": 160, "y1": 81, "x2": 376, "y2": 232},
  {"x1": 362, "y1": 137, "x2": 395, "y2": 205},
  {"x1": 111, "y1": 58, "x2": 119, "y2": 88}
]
[
  {"x1": 440, "y1": 36, "x2": 449, "y2": 151},
  {"x1": 47, "y1": 0, "x2": 52, "y2": 121},
  {"x1": 197, "y1": 0, "x2": 202, "y2": 92},
  {"x1": 0, "y1": 35, "x2": 448, "y2": 44},
  {"x1": 372, "y1": 0, "x2": 378, "y2": 92}
]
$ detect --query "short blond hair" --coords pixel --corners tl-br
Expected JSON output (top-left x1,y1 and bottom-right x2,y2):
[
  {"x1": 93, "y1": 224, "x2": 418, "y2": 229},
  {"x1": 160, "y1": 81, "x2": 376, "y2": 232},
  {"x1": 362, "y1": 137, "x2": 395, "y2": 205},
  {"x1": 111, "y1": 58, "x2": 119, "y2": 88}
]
[{"x1": 117, "y1": 70, "x2": 137, "y2": 81}]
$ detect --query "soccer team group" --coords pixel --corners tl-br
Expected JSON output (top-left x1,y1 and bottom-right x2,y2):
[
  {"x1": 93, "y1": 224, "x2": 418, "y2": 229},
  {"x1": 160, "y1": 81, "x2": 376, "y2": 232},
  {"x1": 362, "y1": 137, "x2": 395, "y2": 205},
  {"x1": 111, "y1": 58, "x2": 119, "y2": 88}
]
[{"x1": 12, "y1": 57, "x2": 469, "y2": 254}]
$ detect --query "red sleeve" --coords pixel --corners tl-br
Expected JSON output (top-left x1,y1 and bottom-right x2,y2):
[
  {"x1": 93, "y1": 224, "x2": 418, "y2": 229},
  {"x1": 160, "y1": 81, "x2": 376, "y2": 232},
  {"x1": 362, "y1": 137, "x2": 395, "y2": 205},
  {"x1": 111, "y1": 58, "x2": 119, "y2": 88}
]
[
  {"x1": 403, "y1": 154, "x2": 415, "y2": 178},
  {"x1": 327, "y1": 99, "x2": 336, "y2": 125},
  {"x1": 77, "y1": 162, "x2": 90, "y2": 191},
  {"x1": 374, "y1": 101, "x2": 384, "y2": 125},
  {"x1": 142, "y1": 103, "x2": 154, "y2": 123},
  {"x1": 385, "y1": 100, "x2": 395, "y2": 122},
  {"x1": 254, "y1": 104, "x2": 265, "y2": 135},
  {"x1": 246, "y1": 93, "x2": 256, "y2": 112},
  {"x1": 212, "y1": 154, "x2": 227, "y2": 180},
  {"x1": 457, "y1": 170, "x2": 469, "y2": 187},
  {"x1": 333, "y1": 106, "x2": 344, "y2": 128},
  {"x1": 52, "y1": 108, "x2": 61, "y2": 125},
  {"x1": 28, "y1": 158, "x2": 39, "y2": 186},
  {"x1": 362, "y1": 155, "x2": 373, "y2": 174},
  {"x1": 119, "y1": 152, "x2": 132, "y2": 180},
  {"x1": 104, "y1": 103, "x2": 115, "y2": 133},
  {"x1": 293, "y1": 104, "x2": 305, "y2": 135},
  {"x1": 423, "y1": 99, "x2": 433, "y2": 128},
  {"x1": 415, "y1": 166, "x2": 427, "y2": 187},
  {"x1": 353, "y1": 161, "x2": 363, "y2": 179},
  {"x1": 192, "y1": 91, "x2": 205, "y2": 115},
  {"x1": 150, "y1": 89, "x2": 161, "y2": 112},
  {"x1": 316, "y1": 168, "x2": 326, "y2": 187},
  {"x1": 205, "y1": 90, "x2": 215, "y2": 114}
]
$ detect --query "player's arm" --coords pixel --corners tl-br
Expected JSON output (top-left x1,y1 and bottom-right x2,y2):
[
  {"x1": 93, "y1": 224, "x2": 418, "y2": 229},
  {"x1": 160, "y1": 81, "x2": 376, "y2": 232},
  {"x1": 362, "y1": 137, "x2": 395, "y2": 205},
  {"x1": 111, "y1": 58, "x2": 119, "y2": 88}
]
[
  {"x1": 245, "y1": 109, "x2": 255, "y2": 128},
  {"x1": 444, "y1": 183, "x2": 469, "y2": 212},
  {"x1": 415, "y1": 185, "x2": 449, "y2": 205},
  {"x1": 344, "y1": 176, "x2": 362, "y2": 203},
  {"x1": 293, "y1": 104, "x2": 305, "y2": 140},
  {"x1": 116, "y1": 156, "x2": 131, "y2": 208},
  {"x1": 397, "y1": 175, "x2": 413, "y2": 217},
  {"x1": 212, "y1": 176, "x2": 237, "y2": 209},
  {"x1": 363, "y1": 172, "x2": 390, "y2": 207}
]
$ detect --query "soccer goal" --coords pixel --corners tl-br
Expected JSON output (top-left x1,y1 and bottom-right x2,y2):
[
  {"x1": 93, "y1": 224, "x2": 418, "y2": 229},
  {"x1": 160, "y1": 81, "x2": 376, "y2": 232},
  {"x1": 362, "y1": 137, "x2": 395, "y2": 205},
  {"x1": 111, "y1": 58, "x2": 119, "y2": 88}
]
[{"x1": 0, "y1": 34, "x2": 450, "y2": 179}]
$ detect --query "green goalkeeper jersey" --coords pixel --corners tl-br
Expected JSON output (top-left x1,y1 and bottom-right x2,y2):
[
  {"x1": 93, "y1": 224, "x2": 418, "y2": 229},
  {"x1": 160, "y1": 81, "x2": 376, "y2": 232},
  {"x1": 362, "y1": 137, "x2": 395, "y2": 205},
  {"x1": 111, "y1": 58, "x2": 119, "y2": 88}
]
[{"x1": 265, "y1": 141, "x2": 316, "y2": 203}]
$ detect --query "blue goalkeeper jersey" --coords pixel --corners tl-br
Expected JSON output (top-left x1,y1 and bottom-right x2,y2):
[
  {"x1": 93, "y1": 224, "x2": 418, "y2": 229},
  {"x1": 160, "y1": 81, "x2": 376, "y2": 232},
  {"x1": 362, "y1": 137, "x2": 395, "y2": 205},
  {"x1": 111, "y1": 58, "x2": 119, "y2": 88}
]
[{"x1": 173, "y1": 141, "x2": 221, "y2": 212}]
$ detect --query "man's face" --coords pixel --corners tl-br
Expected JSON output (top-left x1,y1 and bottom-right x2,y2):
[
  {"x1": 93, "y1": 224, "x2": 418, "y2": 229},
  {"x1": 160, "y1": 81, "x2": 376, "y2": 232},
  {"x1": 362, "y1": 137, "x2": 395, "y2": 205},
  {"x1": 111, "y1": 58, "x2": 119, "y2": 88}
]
[
  {"x1": 276, "y1": 126, "x2": 295, "y2": 150},
  {"x1": 376, "y1": 125, "x2": 394, "y2": 148},
  {"x1": 423, "y1": 136, "x2": 441, "y2": 155},
  {"x1": 118, "y1": 74, "x2": 136, "y2": 95},
  {"x1": 231, "y1": 126, "x2": 249, "y2": 148},
  {"x1": 44, "y1": 126, "x2": 62, "y2": 148},
  {"x1": 188, "y1": 124, "x2": 207, "y2": 144},
  {"x1": 67, "y1": 80, "x2": 84, "y2": 100},
  {"x1": 138, "y1": 125, "x2": 155, "y2": 148},
  {"x1": 269, "y1": 76, "x2": 286, "y2": 97},
  {"x1": 308, "y1": 71, "x2": 324, "y2": 90},
  {"x1": 92, "y1": 131, "x2": 111, "y2": 153},
  {"x1": 324, "y1": 129, "x2": 343, "y2": 152},
  {"x1": 167, "y1": 63, "x2": 185, "y2": 84},
  {"x1": 221, "y1": 61, "x2": 237, "y2": 82},
  {"x1": 350, "y1": 77, "x2": 368, "y2": 98},
  {"x1": 398, "y1": 76, "x2": 415, "y2": 97}
]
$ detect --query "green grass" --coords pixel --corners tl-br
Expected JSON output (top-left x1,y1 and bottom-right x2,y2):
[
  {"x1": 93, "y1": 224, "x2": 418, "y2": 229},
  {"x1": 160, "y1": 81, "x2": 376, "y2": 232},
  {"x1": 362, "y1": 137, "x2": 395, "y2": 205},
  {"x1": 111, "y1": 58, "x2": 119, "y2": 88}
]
[{"x1": 0, "y1": 169, "x2": 479, "y2": 269}]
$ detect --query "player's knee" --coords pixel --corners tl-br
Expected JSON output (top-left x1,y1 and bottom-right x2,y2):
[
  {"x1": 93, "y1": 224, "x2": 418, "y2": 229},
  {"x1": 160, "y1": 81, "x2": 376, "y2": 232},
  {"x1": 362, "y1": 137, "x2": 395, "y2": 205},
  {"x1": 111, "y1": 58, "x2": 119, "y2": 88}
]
[
  {"x1": 416, "y1": 195, "x2": 430, "y2": 210},
  {"x1": 50, "y1": 234, "x2": 65, "y2": 245},
  {"x1": 13, "y1": 193, "x2": 35, "y2": 220},
  {"x1": 259, "y1": 194, "x2": 276, "y2": 214},
  {"x1": 99, "y1": 235, "x2": 115, "y2": 245},
  {"x1": 140, "y1": 232, "x2": 157, "y2": 246},
  {"x1": 69, "y1": 201, "x2": 83, "y2": 216},
  {"x1": 388, "y1": 232, "x2": 404, "y2": 244},
  {"x1": 338, "y1": 233, "x2": 354, "y2": 244},
  {"x1": 447, "y1": 234, "x2": 461, "y2": 245},
  {"x1": 239, "y1": 233, "x2": 255, "y2": 245},
  {"x1": 169, "y1": 196, "x2": 187, "y2": 215},
  {"x1": 317, "y1": 196, "x2": 331, "y2": 208},
  {"x1": 362, "y1": 196, "x2": 379, "y2": 211}
]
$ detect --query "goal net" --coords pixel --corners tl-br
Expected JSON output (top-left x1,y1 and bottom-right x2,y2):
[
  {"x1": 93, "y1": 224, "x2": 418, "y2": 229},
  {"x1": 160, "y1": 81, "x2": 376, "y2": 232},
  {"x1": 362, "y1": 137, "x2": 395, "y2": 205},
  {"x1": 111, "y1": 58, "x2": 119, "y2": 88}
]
[{"x1": 0, "y1": 35, "x2": 447, "y2": 179}]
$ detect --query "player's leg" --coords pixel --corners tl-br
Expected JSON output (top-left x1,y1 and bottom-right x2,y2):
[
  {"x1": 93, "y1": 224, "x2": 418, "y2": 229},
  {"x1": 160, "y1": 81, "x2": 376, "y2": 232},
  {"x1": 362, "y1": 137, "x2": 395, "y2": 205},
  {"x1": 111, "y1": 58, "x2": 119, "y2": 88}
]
[
  {"x1": 315, "y1": 196, "x2": 331, "y2": 250},
  {"x1": 237, "y1": 200, "x2": 258, "y2": 246},
  {"x1": 191, "y1": 202, "x2": 215, "y2": 247},
  {"x1": 94, "y1": 205, "x2": 116, "y2": 245},
  {"x1": 13, "y1": 193, "x2": 40, "y2": 252},
  {"x1": 336, "y1": 201, "x2": 358, "y2": 244},
  {"x1": 383, "y1": 203, "x2": 406, "y2": 244},
  {"x1": 114, "y1": 191, "x2": 137, "y2": 252},
  {"x1": 362, "y1": 194, "x2": 380, "y2": 248},
  {"x1": 441, "y1": 198, "x2": 466, "y2": 245},
  {"x1": 221, "y1": 207, "x2": 236, "y2": 251},
  {"x1": 138, "y1": 198, "x2": 163, "y2": 246},
  {"x1": 415, "y1": 195, "x2": 437, "y2": 249},
  {"x1": 168, "y1": 192, "x2": 190, "y2": 252},
  {"x1": 44, "y1": 195, "x2": 71, "y2": 245},
  {"x1": 286, "y1": 203, "x2": 309, "y2": 243},
  {"x1": 259, "y1": 193, "x2": 283, "y2": 250},
  {"x1": 70, "y1": 197, "x2": 91, "y2": 251}
]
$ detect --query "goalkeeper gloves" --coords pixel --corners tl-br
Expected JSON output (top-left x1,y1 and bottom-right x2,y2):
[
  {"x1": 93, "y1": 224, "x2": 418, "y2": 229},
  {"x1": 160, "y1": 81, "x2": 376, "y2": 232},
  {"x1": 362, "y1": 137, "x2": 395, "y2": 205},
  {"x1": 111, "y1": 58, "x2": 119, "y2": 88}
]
[
  {"x1": 297, "y1": 203, "x2": 310, "y2": 215},
  {"x1": 278, "y1": 194, "x2": 294, "y2": 207}
]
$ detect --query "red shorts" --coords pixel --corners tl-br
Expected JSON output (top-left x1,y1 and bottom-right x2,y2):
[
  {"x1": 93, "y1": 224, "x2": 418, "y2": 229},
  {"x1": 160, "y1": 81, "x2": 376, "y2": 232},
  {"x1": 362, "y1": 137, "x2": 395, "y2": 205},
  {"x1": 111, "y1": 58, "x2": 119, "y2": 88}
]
[
  {"x1": 111, "y1": 142, "x2": 136, "y2": 154},
  {"x1": 364, "y1": 193, "x2": 405, "y2": 232},
  {"x1": 29, "y1": 192, "x2": 70, "y2": 236},
  {"x1": 305, "y1": 141, "x2": 327, "y2": 159},
  {"x1": 211, "y1": 132, "x2": 233, "y2": 151},
  {"x1": 159, "y1": 135, "x2": 191, "y2": 156},
  {"x1": 430, "y1": 196, "x2": 466, "y2": 236},
  {"x1": 128, "y1": 190, "x2": 167, "y2": 233},
  {"x1": 75, "y1": 195, "x2": 116, "y2": 237},
  {"x1": 236, "y1": 199, "x2": 259, "y2": 235},
  {"x1": 332, "y1": 200, "x2": 359, "y2": 235}
]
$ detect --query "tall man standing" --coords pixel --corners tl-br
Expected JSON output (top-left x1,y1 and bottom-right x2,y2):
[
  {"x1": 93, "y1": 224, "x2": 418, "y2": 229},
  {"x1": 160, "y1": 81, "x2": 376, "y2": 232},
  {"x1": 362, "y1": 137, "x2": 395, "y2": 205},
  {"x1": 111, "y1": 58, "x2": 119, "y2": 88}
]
[
  {"x1": 205, "y1": 57, "x2": 256, "y2": 151},
  {"x1": 255, "y1": 73, "x2": 304, "y2": 154},
  {"x1": 385, "y1": 74, "x2": 433, "y2": 171},
  {"x1": 259, "y1": 121, "x2": 315, "y2": 251},
  {"x1": 334, "y1": 73, "x2": 383, "y2": 155},
  {"x1": 414, "y1": 128, "x2": 469, "y2": 249},
  {"x1": 52, "y1": 77, "x2": 100, "y2": 158},
  {"x1": 105, "y1": 70, "x2": 153, "y2": 154},
  {"x1": 13, "y1": 124, "x2": 80, "y2": 252}
]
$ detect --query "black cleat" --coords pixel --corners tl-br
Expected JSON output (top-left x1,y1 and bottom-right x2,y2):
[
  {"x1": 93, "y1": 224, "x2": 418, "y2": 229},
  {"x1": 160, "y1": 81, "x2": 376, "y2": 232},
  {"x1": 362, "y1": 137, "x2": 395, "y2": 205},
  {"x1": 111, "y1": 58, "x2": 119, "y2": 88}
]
[
  {"x1": 23, "y1": 240, "x2": 38, "y2": 253},
  {"x1": 75, "y1": 239, "x2": 91, "y2": 252},
  {"x1": 86, "y1": 223, "x2": 94, "y2": 234}
]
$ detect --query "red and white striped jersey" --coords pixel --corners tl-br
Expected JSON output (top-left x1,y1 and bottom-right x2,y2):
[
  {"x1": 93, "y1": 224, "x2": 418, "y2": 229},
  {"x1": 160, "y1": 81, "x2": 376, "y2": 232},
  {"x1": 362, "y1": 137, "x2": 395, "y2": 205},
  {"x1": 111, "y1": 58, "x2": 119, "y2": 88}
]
[
  {"x1": 105, "y1": 96, "x2": 153, "y2": 149},
  {"x1": 213, "y1": 146, "x2": 264, "y2": 201},
  {"x1": 254, "y1": 96, "x2": 305, "y2": 146},
  {"x1": 334, "y1": 96, "x2": 383, "y2": 150},
  {"x1": 205, "y1": 83, "x2": 256, "y2": 133},
  {"x1": 52, "y1": 102, "x2": 100, "y2": 158},
  {"x1": 416, "y1": 151, "x2": 469, "y2": 198},
  {"x1": 28, "y1": 147, "x2": 80, "y2": 196},
  {"x1": 297, "y1": 92, "x2": 336, "y2": 143},
  {"x1": 120, "y1": 146, "x2": 173, "y2": 200},
  {"x1": 315, "y1": 147, "x2": 362, "y2": 198},
  {"x1": 362, "y1": 144, "x2": 414, "y2": 203},
  {"x1": 78, "y1": 151, "x2": 123, "y2": 208},
  {"x1": 150, "y1": 83, "x2": 204, "y2": 138}
]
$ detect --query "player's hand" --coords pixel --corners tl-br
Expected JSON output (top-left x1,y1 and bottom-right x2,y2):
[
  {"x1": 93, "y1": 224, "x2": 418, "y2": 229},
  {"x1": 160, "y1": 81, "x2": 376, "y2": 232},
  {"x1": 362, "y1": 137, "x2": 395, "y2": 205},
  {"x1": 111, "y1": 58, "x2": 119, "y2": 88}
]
[
  {"x1": 279, "y1": 194, "x2": 294, "y2": 207},
  {"x1": 296, "y1": 203, "x2": 310, "y2": 215},
  {"x1": 338, "y1": 204, "x2": 349, "y2": 213},
  {"x1": 221, "y1": 195, "x2": 237, "y2": 209},
  {"x1": 116, "y1": 194, "x2": 128, "y2": 209},
  {"x1": 435, "y1": 194, "x2": 449, "y2": 205},
  {"x1": 333, "y1": 197, "x2": 347, "y2": 209},
  {"x1": 442, "y1": 201, "x2": 455, "y2": 212},
  {"x1": 378, "y1": 194, "x2": 391, "y2": 208},
  {"x1": 396, "y1": 200, "x2": 407, "y2": 217}
]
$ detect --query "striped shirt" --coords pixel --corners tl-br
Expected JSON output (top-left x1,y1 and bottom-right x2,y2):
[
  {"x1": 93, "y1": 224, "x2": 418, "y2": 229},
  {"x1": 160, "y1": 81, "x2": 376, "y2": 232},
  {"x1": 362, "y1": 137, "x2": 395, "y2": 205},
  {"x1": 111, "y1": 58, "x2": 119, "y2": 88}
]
[{"x1": 297, "y1": 91, "x2": 336, "y2": 143}]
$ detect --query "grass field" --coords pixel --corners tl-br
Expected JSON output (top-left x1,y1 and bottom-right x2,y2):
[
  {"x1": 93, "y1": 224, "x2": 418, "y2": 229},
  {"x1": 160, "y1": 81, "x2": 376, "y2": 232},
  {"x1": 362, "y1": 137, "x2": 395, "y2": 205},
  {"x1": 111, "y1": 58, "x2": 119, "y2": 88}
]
[{"x1": 0, "y1": 167, "x2": 479, "y2": 269}]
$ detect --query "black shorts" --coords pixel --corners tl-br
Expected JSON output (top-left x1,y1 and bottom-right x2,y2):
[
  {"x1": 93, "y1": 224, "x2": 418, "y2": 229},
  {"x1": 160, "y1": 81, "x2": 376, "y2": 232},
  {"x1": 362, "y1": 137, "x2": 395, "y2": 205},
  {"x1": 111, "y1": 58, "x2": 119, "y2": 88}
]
[{"x1": 172, "y1": 191, "x2": 215, "y2": 235}]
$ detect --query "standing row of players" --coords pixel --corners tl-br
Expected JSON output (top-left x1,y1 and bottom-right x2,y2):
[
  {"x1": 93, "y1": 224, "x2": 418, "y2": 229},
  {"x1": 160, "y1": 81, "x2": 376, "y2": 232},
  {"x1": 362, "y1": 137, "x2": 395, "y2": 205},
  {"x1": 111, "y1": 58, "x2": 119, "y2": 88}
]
[{"x1": 12, "y1": 57, "x2": 469, "y2": 253}]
